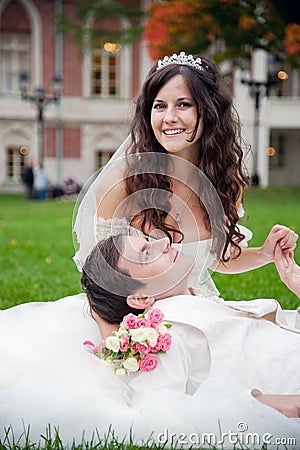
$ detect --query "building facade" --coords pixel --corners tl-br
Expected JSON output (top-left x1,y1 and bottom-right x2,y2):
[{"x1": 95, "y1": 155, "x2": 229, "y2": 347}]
[
  {"x1": 0, "y1": 0, "x2": 299, "y2": 190},
  {"x1": 0, "y1": 0, "x2": 152, "y2": 190}
]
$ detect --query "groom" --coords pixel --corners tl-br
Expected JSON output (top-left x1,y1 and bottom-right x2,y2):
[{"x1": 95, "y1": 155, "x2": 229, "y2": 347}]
[{"x1": 81, "y1": 233, "x2": 300, "y2": 418}]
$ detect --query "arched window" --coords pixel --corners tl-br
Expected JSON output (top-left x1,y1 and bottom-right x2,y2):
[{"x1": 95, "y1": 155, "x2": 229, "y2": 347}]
[
  {"x1": 91, "y1": 48, "x2": 119, "y2": 97},
  {"x1": 0, "y1": 1, "x2": 31, "y2": 94}
]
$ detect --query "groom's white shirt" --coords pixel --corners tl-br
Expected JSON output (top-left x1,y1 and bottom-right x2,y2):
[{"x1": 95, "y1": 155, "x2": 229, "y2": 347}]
[{"x1": 128, "y1": 296, "x2": 300, "y2": 405}]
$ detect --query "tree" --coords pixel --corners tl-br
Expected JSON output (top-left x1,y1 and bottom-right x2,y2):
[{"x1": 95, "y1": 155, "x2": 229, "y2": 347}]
[
  {"x1": 142, "y1": 0, "x2": 300, "y2": 67},
  {"x1": 59, "y1": 0, "x2": 144, "y2": 52}
]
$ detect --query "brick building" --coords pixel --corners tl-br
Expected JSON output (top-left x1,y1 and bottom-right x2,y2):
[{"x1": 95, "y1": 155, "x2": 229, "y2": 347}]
[
  {"x1": 0, "y1": 0, "x2": 300, "y2": 190},
  {"x1": 0, "y1": 0, "x2": 152, "y2": 190}
]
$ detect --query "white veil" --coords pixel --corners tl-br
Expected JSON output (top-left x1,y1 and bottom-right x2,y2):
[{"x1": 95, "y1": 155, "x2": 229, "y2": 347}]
[
  {"x1": 72, "y1": 135, "x2": 132, "y2": 272},
  {"x1": 72, "y1": 134, "x2": 227, "y2": 295}
]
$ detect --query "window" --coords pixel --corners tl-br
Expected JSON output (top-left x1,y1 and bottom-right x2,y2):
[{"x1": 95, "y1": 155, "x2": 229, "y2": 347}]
[
  {"x1": 6, "y1": 147, "x2": 26, "y2": 181},
  {"x1": 269, "y1": 135, "x2": 286, "y2": 169},
  {"x1": 91, "y1": 50, "x2": 119, "y2": 97},
  {"x1": 0, "y1": 32, "x2": 31, "y2": 94},
  {"x1": 96, "y1": 150, "x2": 114, "y2": 169}
]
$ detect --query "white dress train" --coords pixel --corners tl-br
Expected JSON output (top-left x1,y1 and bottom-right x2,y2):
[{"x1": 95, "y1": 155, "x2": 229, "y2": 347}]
[{"x1": 0, "y1": 294, "x2": 300, "y2": 449}]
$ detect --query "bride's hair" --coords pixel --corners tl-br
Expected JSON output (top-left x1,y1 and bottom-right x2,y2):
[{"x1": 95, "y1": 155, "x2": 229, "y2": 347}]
[
  {"x1": 126, "y1": 55, "x2": 250, "y2": 261},
  {"x1": 81, "y1": 235, "x2": 145, "y2": 324}
]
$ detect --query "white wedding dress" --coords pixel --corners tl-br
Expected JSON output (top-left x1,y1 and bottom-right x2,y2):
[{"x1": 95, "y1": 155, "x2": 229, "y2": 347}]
[{"x1": 1, "y1": 216, "x2": 300, "y2": 449}]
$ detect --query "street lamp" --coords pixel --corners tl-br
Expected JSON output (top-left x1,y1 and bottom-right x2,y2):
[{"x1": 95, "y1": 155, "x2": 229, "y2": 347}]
[
  {"x1": 241, "y1": 67, "x2": 288, "y2": 186},
  {"x1": 240, "y1": 79, "x2": 269, "y2": 186},
  {"x1": 19, "y1": 74, "x2": 62, "y2": 167}
]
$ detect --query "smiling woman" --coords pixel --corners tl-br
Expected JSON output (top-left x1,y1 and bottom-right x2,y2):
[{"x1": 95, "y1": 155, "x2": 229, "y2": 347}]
[
  {"x1": 73, "y1": 51, "x2": 297, "y2": 307},
  {"x1": 150, "y1": 74, "x2": 203, "y2": 164}
]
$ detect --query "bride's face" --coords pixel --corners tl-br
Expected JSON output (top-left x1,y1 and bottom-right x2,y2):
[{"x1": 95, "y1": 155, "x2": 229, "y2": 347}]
[
  {"x1": 117, "y1": 236, "x2": 194, "y2": 297},
  {"x1": 150, "y1": 74, "x2": 203, "y2": 163}
]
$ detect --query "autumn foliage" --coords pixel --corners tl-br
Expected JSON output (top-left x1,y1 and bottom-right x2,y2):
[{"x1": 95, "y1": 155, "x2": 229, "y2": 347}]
[{"x1": 143, "y1": 0, "x2": 300, "y2": 67}]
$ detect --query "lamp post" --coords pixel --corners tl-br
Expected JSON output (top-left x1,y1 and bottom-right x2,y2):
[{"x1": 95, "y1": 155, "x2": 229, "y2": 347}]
[
  {"x1": 19, "y1": 74, "x2": 62, "y2": 167},
  {"x1": 240, "y1": 79, "x2": 269, "y2": 186},
  {"x1": 241, "y1": 65, "x2": 288, "y2": 187}
]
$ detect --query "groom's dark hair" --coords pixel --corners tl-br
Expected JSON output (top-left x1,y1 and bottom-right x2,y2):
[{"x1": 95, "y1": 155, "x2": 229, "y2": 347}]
[{"x1": 81, "y1": 234, "x2": 145, "y2": 324}]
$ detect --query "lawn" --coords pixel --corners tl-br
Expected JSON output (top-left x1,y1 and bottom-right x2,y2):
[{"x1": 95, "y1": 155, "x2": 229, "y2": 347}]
[
  {"x1": 0, "y1": 187, "x2": 299, "y2": 310},
  {"x1": 0, "y1": 194, "x2": 81, "y2": 309},
  {"x1": 212, "y1": 186, "x2": 300, "y2": 310}
]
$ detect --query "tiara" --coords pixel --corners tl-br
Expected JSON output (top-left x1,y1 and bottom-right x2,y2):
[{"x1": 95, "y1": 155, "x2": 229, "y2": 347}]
[{"x1": 156, "y1": 51, "x2": 206, "y2": 72}]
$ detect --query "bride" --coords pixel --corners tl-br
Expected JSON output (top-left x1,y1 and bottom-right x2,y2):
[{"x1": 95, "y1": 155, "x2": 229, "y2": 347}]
[
  {"x1": 73, "y1": 51, "x2": 298, "y2": 302},
  {"x1": 1, "y1": 52, "x2": 299, "y2": 448}
]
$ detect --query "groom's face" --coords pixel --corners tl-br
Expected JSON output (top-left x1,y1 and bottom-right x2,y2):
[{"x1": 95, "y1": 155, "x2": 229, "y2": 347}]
[{"x1": 117, "y1": 236, "x2": 194, "y2": 296}]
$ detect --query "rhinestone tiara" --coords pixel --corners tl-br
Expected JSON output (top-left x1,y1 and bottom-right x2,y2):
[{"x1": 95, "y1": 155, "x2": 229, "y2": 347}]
[{"x1": 156, "y1": 51, "x2": 206, "y2": 72}]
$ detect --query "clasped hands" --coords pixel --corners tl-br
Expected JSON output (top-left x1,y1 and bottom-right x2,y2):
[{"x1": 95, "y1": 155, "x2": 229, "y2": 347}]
[
  {"x1": 261, "y1": 224, "x2": 300, "y2": 298},
  {"x1": 261, "y1": 224, "x2": 298, "y2": 263}
]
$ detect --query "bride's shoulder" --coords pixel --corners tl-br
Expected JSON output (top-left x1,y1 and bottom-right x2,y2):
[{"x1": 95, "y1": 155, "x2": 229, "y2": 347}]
[{"x1": 96, "y1": 169, "x2": 128, "y2": 220}]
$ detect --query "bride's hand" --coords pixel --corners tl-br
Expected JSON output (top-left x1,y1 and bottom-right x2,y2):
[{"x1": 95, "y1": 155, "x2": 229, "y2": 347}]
[
  {"x1": 253, "y1": 389, "x2": 300, "y2": 418},
  {"x1": 260, "y1": 225, "x2": 298, "y2": 263},
  {"x1": 274, "y1": 244, "x2": 300, "y2": 298}
]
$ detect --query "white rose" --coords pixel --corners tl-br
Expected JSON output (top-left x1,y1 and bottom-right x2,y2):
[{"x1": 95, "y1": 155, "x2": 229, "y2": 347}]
[
  {"x1": 115, "y1": 367, "x2": 127, "y2": 377},
  {"x1": 123, "y1": 357, "x2": 139, "y2": 373},
  {"x1": 144, "y1": 327, "x2": 159, "y2": 347},
  {"x1": 103, "y1": 360, "x2": 114, "y2": 370},
  {"x1": 116, "y1": 327, "x2": 129, "y2": 339},
  {"x1": 158, "y1": 322, "x2": 168, "y2": 334},
  {"x1": 130, "y1": 328, "x2": 148, "y2": 343},
  {"x1": 105, "y1": 336, "x2": 120, "y2": 353}
]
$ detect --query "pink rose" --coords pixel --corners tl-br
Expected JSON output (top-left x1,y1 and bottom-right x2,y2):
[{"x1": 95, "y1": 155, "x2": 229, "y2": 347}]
[
  {"x1": 137, "y1": 317, "x2": 151, "y2": 328},
  {"x1": 148, "y1": 309, "x2": 164, "y2": 325},
  {"x1": 160, "y1": 333, "x2": 172, "y2": 351},
  {"x1": 120, "y1": 337, "x2": 129, "y2": 352},
  {"x1": 151, "y1": 335, "x2": 163, "y2": 352},
  {"x1": 139, "y1": 353, "x2": 158, "y2": 372},
  {"x1": 122, "y1": 313, "x2": 138, "y2": 329},
  {"x1": 131, "y1": 342, "x2": 138, "y2": 352},
  {"x1": 137, "y1": 343, "x2": 151, "y2": 354}
]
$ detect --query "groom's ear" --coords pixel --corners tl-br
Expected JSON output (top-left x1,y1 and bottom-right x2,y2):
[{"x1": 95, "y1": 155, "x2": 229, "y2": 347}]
[{"x1": 126, "y1": 294, "x2": 155, "y2": 309}]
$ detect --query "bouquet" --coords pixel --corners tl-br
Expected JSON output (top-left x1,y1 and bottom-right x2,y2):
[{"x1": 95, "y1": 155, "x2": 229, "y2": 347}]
[{"x1": 83, "y1": 309, "x2": 172, "y2": 377}]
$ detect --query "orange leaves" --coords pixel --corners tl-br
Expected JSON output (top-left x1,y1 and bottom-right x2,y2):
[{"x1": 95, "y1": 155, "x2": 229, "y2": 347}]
[
  {"x1": 143, "y1": 0, "x2": 300, "y2": 67},
  {"x1": 143, "y1": 1, "x2": 197, "y2": 60},
  {"x1": 239, "y1": 16, "x2": 257, "y2": 32},
  {"x1": 284, "y1": 23, "x2": 300, "y2": 58},
  {"x1": 143, "y1": 0, "x2": 218, "y2": 60}
]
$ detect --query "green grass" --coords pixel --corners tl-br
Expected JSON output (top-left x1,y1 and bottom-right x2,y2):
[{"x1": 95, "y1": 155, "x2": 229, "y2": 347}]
[
  {"x1": 0, "y1": 194, "x2": 81, "y2": 309},
  {"x1": 212, "y1": 186, "x2": 300, "y2": 310},
  {"x1": 1, "y1": 188, "x2": 300, "y2": 310}
]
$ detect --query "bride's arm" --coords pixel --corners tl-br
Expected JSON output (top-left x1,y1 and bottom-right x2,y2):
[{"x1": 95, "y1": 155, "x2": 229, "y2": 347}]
[{"x1": 216, "y1": 224, "x2": 298, "y2": 274}]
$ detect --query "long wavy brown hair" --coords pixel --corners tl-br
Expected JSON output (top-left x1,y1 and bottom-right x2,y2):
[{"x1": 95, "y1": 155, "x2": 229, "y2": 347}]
[{"x1": 125, "y1": 55, "x2": 250, "y2": 261}]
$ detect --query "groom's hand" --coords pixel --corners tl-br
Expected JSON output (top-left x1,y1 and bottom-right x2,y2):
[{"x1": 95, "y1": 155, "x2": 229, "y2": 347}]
[
  {"x1": 274, "y1": 243, "x2": 300, "y2": 298},
  {"x1": 252, "y1": 389, "x2": 300, "y2": 418}
]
